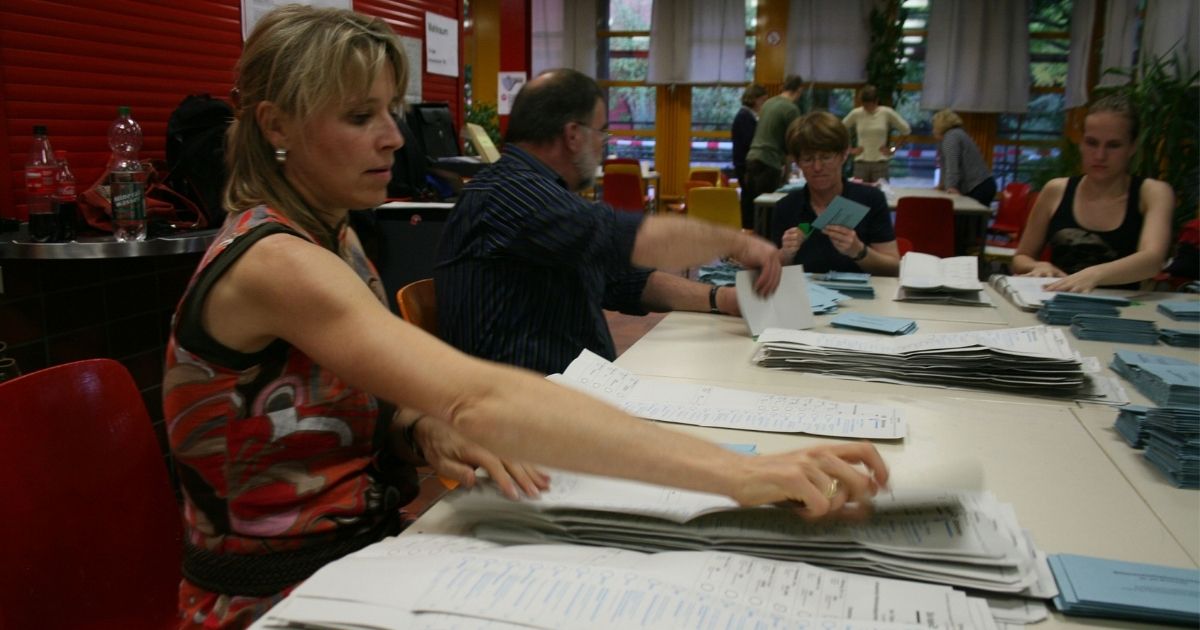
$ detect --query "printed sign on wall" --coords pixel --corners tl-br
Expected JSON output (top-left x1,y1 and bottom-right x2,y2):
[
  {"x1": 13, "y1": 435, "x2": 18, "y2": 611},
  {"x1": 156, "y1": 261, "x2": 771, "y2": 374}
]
[
  {"x1": 425, "y1": 12, "x2": 459, "y2": 77},
  {"x1": 497, "y1": 72, "x2": 527, "y2": 115}
]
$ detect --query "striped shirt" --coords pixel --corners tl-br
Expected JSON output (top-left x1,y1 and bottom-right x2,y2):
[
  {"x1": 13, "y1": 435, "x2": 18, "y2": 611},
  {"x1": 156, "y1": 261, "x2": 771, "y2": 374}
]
[
  {"x1": 434, "y1": 145, "x2": 651, "y2": 374},
  {"x1": 939, "y1": 127, "x2": 992, "y2": 193}
]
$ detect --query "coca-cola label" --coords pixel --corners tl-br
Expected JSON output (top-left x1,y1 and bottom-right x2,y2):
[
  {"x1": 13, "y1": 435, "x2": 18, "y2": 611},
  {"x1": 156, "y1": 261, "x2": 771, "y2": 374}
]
[{"x1": 25, "y1": 167, "x2": 55, "y2": 195}]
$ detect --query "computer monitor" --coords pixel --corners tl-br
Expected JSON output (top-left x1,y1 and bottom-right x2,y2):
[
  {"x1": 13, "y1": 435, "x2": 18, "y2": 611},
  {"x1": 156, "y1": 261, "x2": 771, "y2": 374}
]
[{"x1": 405, "y1": 103, "x2": 459, "y2": 159}]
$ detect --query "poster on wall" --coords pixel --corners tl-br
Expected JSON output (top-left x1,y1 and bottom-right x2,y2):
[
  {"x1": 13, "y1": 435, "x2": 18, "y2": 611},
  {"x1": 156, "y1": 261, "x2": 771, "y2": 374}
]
[
  {"x1": 425, "y1": 12, "x2": 459, "y2": 77},
  {"x1": 497, "y1": 72, "x2": 527, "y2": 115},
  {"x1": 241, "y1": 0, "x2": 351, "y2": 41},
  {"x1": 400, "y1": 36, "x2": 423, "y2": 103}
]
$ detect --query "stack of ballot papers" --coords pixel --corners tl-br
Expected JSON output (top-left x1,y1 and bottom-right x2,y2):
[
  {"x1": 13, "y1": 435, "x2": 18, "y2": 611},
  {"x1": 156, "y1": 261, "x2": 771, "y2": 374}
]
[
  {"x1": 1109, "y1": 350, "x2": 1200, "y2": 407},
  {"x1": 441, "y1": 469, "x2": 1057, "y2": 600},
  {"x1": 1068, "y1": 314, "x2": 1159, "y2": 344},
  {"x1": 1160, "y1": 327, "x2": 1200, "y2": 347},
  {"x1": 1157, "y1": 300, "x2": 1200, "y2": 321},
  {"x1": 551, "y1": 350, "x2": 906, "y2": 439},
  {"x1": 1113, "y1": 404, "x2": 1151, "y2": 447},
  {"x1": 1036, "y1": 293, "x2": 1127, "y2": 325},
  {"x1": 253, "y1": 533, "x2": 1035, "y2": 630},
  {"x1": 736, "y1": 266, "x2": 815, "y2": 335},
  {"x1": 896, "y1": 253, "x2": 991, "y2": 306},
  {"x1": 1142, "y1": 407, "x2": 1200, "y2": 488},
  {"x1": 697, "y1": 261, "x2": 740, "y2": 286},
  {"x1": 989, "y1": 275, "x2": 1057, "y2": 311},
  {"x1": 809, "y1": 282, "x2": 852, "y2": 314},
  {"x1": 753, "y1": 325, "x2": 1101, "y2": 399},
  {"x1": 811, "y1": 271, "x2": 876, "y2": 298},
  {"x1": 830, "y1": 312, "x2": 917, "y2": 335},
  {"x1": 1048, "y1": 554, "x2": 1199, "y2": 625}
]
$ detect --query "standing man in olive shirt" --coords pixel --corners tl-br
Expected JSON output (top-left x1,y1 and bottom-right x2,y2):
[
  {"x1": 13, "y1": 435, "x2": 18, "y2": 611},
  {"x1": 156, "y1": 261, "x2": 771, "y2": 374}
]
[{"x1": 742, "y1": 75, "x2": 805, "y2": 233}]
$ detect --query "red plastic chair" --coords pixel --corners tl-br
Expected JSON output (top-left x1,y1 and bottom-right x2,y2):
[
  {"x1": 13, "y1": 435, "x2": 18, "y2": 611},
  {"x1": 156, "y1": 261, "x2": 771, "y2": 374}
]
[
  {"x1": 0, "y1": 359, "x2": 182, "y2": 630},
  {"x1": 894, "y1": 196, "x2": 955, "y2": 258},
  {"x1": 397, "y1": 278, "x2": 437, "y2": 337},
  {"x1": 897, "y1": 236, "x2": 913, "y2": 256},
  {"x1": 988, "y1": 182, "x2": 1032, "y2": 245},
  {"x1": 602, "y1": 171, "x2": 648, "y2": 213}
]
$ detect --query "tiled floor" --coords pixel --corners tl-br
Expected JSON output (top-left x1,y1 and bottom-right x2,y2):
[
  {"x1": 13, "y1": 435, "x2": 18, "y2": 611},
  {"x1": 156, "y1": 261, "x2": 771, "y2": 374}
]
[{"x1": 405, "y1": 309, "x2": 667, "y2": 518}]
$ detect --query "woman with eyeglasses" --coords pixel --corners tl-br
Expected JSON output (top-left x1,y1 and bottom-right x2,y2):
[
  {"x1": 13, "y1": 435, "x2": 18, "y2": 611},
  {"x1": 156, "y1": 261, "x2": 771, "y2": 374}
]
[{"x1": 769, "y1": 111, "x2": 901, "y2": 275}]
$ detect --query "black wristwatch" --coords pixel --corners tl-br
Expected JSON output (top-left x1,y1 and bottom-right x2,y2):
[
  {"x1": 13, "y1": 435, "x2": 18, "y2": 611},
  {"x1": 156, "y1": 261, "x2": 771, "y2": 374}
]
[
  {"x1": 709, "y1": 284, "x2": 721, "y2": 314},
  {"x1": 851, "y1": 245, "x2": 870, "y2": 262}
]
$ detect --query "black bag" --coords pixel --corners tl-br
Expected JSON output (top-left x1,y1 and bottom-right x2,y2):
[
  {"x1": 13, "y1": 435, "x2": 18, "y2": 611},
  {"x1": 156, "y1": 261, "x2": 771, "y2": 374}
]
[{"x1": 165, "y1": 94, "x2": 234, "y2": 225}]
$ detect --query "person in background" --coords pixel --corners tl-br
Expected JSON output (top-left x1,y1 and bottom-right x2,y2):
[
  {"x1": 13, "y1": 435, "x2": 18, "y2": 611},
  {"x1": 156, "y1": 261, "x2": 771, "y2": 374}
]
[
  {"x1": 842, "y1": 84, "x2": 910, "y2": 183},
  {"x1": 437, "y1": 69, "x2": 784, "y2": 376},
  {"x1": 741, "y1": 75, "x2": 806, "y2": 229},
  {"x1": 733, "y1": 83, "x2": 768, "y2": 221},
  {"x1": 1011, "y1": 94, "x2": 1173, "y2": 292},
  {"x1": 165, "y1": 8, "x2": 887, "y2": 629},
  {"x1": 770, "y1": 111, "x2": 900, "y2": 276},
  {"x1": 932, "y1": 109, "x2": 996, "y2": 208}
]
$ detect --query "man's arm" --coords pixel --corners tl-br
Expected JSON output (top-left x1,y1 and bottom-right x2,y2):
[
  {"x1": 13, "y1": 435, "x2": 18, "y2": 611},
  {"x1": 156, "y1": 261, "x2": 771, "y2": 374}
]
[
  {"x1": 639, "y1": 271, "x2": 740, "y2": 316},
  {"x1": 631, "y1": 215, "x2": 781, "y2": 295}
]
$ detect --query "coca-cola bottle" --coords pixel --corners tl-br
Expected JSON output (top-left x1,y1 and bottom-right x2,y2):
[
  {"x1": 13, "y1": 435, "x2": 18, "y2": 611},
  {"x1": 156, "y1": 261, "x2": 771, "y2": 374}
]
[
  {"x1": 25, "y1": 125, "x2": 56, "y2": 242},
  {"x1": 52, "y1": 150, "x2": 78, "y2": 242}
]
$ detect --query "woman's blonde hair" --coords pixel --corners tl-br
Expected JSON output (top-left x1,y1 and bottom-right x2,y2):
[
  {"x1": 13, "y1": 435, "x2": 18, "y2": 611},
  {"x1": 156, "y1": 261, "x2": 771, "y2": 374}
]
[
  {"x1": 225, "y1": 5, "x2": 407, "y2": 248},
  {"x1": 786, "y1": 110, "x2": 850, "y2": 158},
  {"x1": 931, "y1": 109, "x2": 963, "y2": 136}
]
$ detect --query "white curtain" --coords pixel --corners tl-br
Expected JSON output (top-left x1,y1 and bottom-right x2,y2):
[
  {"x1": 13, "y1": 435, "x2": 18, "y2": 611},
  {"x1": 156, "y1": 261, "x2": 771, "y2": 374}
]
[
  {"x1": 646, "y1": 0, "x2": 746, "y2": 84},
  {"x1": 1096, "y1": 0, "x2": 1139, "y2": 87},
  {"x1": 1142, "y1": 0, "x2": 1200, "y2": 72},
  {"x1": 784, "y1": 0, "x2": 874, "y2": 83},
  {"x1": 530, "y1": 0, "x2": 597, "y2": 76},
  {"x1": 1064, "y1": 0, "x2": 1096, "y2": 108},
  {"x1": 921, "y1": 0, "x2": 1031, "y2": 113}
]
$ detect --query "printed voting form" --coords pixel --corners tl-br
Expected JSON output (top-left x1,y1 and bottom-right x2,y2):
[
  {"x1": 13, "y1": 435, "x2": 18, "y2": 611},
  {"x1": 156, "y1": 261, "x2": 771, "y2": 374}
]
[
  {"x1": 736, "y1": 265, "x2": 814, "y2": 336},
  {"x1": 551, "y1": 349, "x2": 906, "y2": 439},
  {"x1": 896, "y1": 254, "x2": 991, "y2": 306}
]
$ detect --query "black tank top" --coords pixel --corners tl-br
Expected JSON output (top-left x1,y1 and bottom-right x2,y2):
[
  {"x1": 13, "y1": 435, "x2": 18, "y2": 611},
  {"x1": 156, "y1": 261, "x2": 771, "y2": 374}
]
[{"x1": 1046, "y1": 175, "x2": 1144, "y2": 277}]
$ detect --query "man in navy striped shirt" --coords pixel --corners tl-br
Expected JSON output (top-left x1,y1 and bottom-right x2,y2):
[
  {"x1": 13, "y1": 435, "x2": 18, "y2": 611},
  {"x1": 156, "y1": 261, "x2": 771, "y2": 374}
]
[{"x1": 435, "y1": 69, "x2": 782, "y2": 374}]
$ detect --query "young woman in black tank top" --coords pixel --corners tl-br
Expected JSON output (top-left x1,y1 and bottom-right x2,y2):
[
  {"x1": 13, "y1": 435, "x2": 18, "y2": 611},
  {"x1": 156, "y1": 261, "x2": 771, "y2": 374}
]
[{"x1": 1012, "y1": 94, "x2": 1174, "y2": 293}]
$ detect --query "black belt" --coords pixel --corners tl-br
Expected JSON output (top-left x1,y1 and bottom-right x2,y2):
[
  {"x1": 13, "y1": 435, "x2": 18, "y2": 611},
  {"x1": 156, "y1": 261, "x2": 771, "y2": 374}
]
[{"x1": 182, "y1": 511, "x2": 404, "y2": 598}]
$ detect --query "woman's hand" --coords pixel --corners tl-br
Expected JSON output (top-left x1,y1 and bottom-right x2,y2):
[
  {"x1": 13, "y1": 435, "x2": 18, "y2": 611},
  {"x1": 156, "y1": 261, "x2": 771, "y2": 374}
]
[
  {"x1": 1044, "y1": 267, "x2": 1102, "y2": 293},
  {"x1": 731, "y1": 443, "x2": 888, "y2": 520},
  {"x1": 822, "y1": 225, "x2": 864, "y2": 258},
  {"x1": 779, "y1": 227, "x2": 805, "y2": 264},
  {"x1": 410, "y1": 416, "x2": 550, "y2": 500},
  {"x1": 1020, "y1": 261, "x2": 1067, "y2": 278}
]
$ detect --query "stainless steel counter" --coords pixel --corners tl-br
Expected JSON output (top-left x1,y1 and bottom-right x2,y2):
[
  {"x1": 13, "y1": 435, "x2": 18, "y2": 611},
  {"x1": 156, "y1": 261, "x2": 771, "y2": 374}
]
[{"x1": 0, "y1": 227, "x2": 217, "y2": 259}]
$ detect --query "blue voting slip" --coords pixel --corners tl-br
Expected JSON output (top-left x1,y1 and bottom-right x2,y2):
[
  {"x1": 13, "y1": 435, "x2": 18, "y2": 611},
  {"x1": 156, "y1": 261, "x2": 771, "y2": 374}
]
[
  {"x1": 720, "y1": 442, "x2": 758, "y2": 454},
  {"x1": 808, "y1": 283, "x2": 849, "y2": 314},
  {"x1": 1069, "y1": 314, "x2": 1159, "y2": 344},
  {"x1": 1109, "y1": 350, "x2": 1200, "y2": 408},
  {"x1": 1157, "y1": 300, "x2": 1200, "y2": 321},
  {"x1": 829, "y1": 312, "x2": 917, "y2": 335},
  {"x1": 824, "y1": 271, "x2": 870, "y2": 283},
  {"x1": 810, "y1": 195, "x2": 870, "y2": 231},
  {"x1": 1037, "y1": 294, "x2": 1122, "y2": 325},
  {"x1": 1048, "y1": 554, "x2": 1200, "y2": 625},
  {"x1": 1160, "y1": 327, "x2": 1200, "y2": 348},
  {"x1": 1113, "y1": 404, "x2": 1151, "y2": 448},
  {"x1": 1054, "y1": 292, "x2": 1132, "y2": 306}
]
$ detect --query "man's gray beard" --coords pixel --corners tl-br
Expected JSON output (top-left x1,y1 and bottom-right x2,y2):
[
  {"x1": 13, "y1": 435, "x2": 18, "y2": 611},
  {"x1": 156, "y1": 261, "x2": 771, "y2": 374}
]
[{"x1": 572, "y1": 151, "x2": 598, "y2": 192}]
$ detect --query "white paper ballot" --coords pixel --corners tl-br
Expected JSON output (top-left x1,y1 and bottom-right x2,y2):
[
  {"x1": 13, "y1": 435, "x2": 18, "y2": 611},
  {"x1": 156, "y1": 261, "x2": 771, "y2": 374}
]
[{"x1": 736, "y1": 265, "x2": 814, "y2": 336}]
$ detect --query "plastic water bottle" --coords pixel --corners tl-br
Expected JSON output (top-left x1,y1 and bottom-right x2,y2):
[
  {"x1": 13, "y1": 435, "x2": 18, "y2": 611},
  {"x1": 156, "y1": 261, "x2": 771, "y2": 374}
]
[
  {"x1": 109, "y1": 106, "x2": 146, "y2": 241},
  {"x1": 52, "y1": 150, "x2": 77, "y2": 242},
  {"x1": 25, "y1": 125, "x2": 57, "y2": 242}
]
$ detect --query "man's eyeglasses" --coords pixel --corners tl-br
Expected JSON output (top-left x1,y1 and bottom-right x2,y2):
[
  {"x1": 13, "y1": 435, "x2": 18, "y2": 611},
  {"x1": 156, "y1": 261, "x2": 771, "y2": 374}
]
[
  {"x1": 574, "y1": 120, "x2": 611, "y2": 142},
  {"x1": 797, "y1": 152, "x2": 841, "y2": 166}
]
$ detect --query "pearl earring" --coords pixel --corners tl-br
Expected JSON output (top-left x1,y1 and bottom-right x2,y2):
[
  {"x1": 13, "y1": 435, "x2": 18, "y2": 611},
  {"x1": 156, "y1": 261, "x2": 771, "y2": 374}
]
[{"x1": 274, "y1": 148, "x2": 288, "y2": 164}]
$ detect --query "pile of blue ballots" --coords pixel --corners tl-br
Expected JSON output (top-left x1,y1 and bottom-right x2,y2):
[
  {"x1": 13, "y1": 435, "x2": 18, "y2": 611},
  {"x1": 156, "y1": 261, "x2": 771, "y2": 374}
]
[
  {"x1": 829, "y1": 312, "x2": 917, "y2": 335},
  {"x1": 1157, "y1": 300, "x2": 1200, "y2": 321},
  {"x1": 809, "y1": 271, "x2": 875, "y2": 298},
  {"x1": 697, "y1": 262, "x2": 854, "y2": 314},
  {"x1": 1048, "y1": 554, "x2": 1200, "y2": 625},
  {"x1": 1069, "y1": 314, "x2": 1158, "y2": 344},
  {"x1": 1037, "y1": 292, "x2": 1129, "y2": 325},
  {"x1": 1113, "y1": 405, "x2": 1200, "y2": 487},
  {"x1": 1110, "y1": 350, "x2": 1200, "y2": 408},
  {"x1": 1160, "y1": 327, "x2": 1200, "y2": 347}
]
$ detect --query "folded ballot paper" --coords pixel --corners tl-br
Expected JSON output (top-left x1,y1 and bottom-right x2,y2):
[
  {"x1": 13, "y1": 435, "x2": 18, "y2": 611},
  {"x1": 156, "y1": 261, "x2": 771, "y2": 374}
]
[
  {"x1": 549, "y1": 349, "x2": 906, "y2": 439},
  {"x1": 896, "y1": 253, "x2": 991, "y2": 306},
  {"x1": 811, "y1": 270, "x2": 876, "y2": 298},
  {"x1": 1109, "y1": 350, "x2": 1200, "y2": 408},
  {"x1": 1157, "y1": 299, "x2": 1200, "y2": 321},
  {"x1": 736, "y1": 265, "x2": 814, "y2": 335},
  {"x1": 255, "y1": 533, "x2": 1012, "y2": 630},
  {"x1": 1069, "y1": 314, "x2": 1159, "y2": 344},
  {"x1": 440, "y1": 467, "x2": 1057, "y2": 602},
  {"x1": 830, "y1": 312, "x2": 918, "y2": 335},
  {"x1": 1048, "y1": 554, "x2": 1200, "y2": 625},
  {"x1": 1111, "y1": 404, "x2": 1200, "y2": 486},
  {"x1": 753, "y1": 325, "x2": 1109, "y2": 400}
]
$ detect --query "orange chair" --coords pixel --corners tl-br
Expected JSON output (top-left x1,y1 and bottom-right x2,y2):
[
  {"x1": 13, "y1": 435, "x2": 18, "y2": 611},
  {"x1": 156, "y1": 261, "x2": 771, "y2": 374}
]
[
  {"x1": 397, "y1": 278, "x2": 437, "y2": 336},
  {"x1": 0, "y1": 359, "x2": 182, "y2": 630},
  {"x1": 894, "y1": 196, "x2": 955, "y2": 258},
  {"x1": 988, "y1": 182, "x2": 1032, "y2": 245},
  {"x1": 603, "y1": 171, "x2": 648, "y2": 213},
  {"x1": 686, "y1": 186, "x2": 741, "y2": 230},
  {"x1": 604, "y1": 162, "x2": 647, "y2": 193},
  {"x1": 687, "y1": 166, "x2": 722, "y2": 186}
]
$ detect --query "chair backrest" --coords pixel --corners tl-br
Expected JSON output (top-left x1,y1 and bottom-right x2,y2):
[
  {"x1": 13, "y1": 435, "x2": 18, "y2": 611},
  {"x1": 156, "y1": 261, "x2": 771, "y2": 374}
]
[
  {"x1": 687, "y1": 166, "x2": 722, "y2": 186},
  {"x1": 686, "y1": 186, "x2": 741, "y2": 230},
  {"x1": 0, "y1": 359, "x2": 182, "y2": 630},
  {"x1": 603, "y1": 163, "x2": 646, "y2": 195},
  {"x1": 603, "y1": 157, "x2": 640, "y2": 167},
  {"x1": 993, "y1": 182, "x2": 1032, "y2": 231},
  {"x1": 894, "y1": 196, "x2": 955, "y2": 258},
  {"x1": 397, "y1": 278, "x2": 438, "y2": 336},
  {"x1": 896, "y1": 236, "x2": 913, "y2": 256},
  {"x1": 602, "y1": 171, "x2": 647, "y2": 213}
]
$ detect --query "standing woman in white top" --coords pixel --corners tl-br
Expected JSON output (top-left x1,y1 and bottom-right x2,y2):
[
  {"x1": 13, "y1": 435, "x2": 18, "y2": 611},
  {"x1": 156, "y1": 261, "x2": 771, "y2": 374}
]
[{"x1": 842, "y1": 85, "x2": 910, "y2": 183}]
